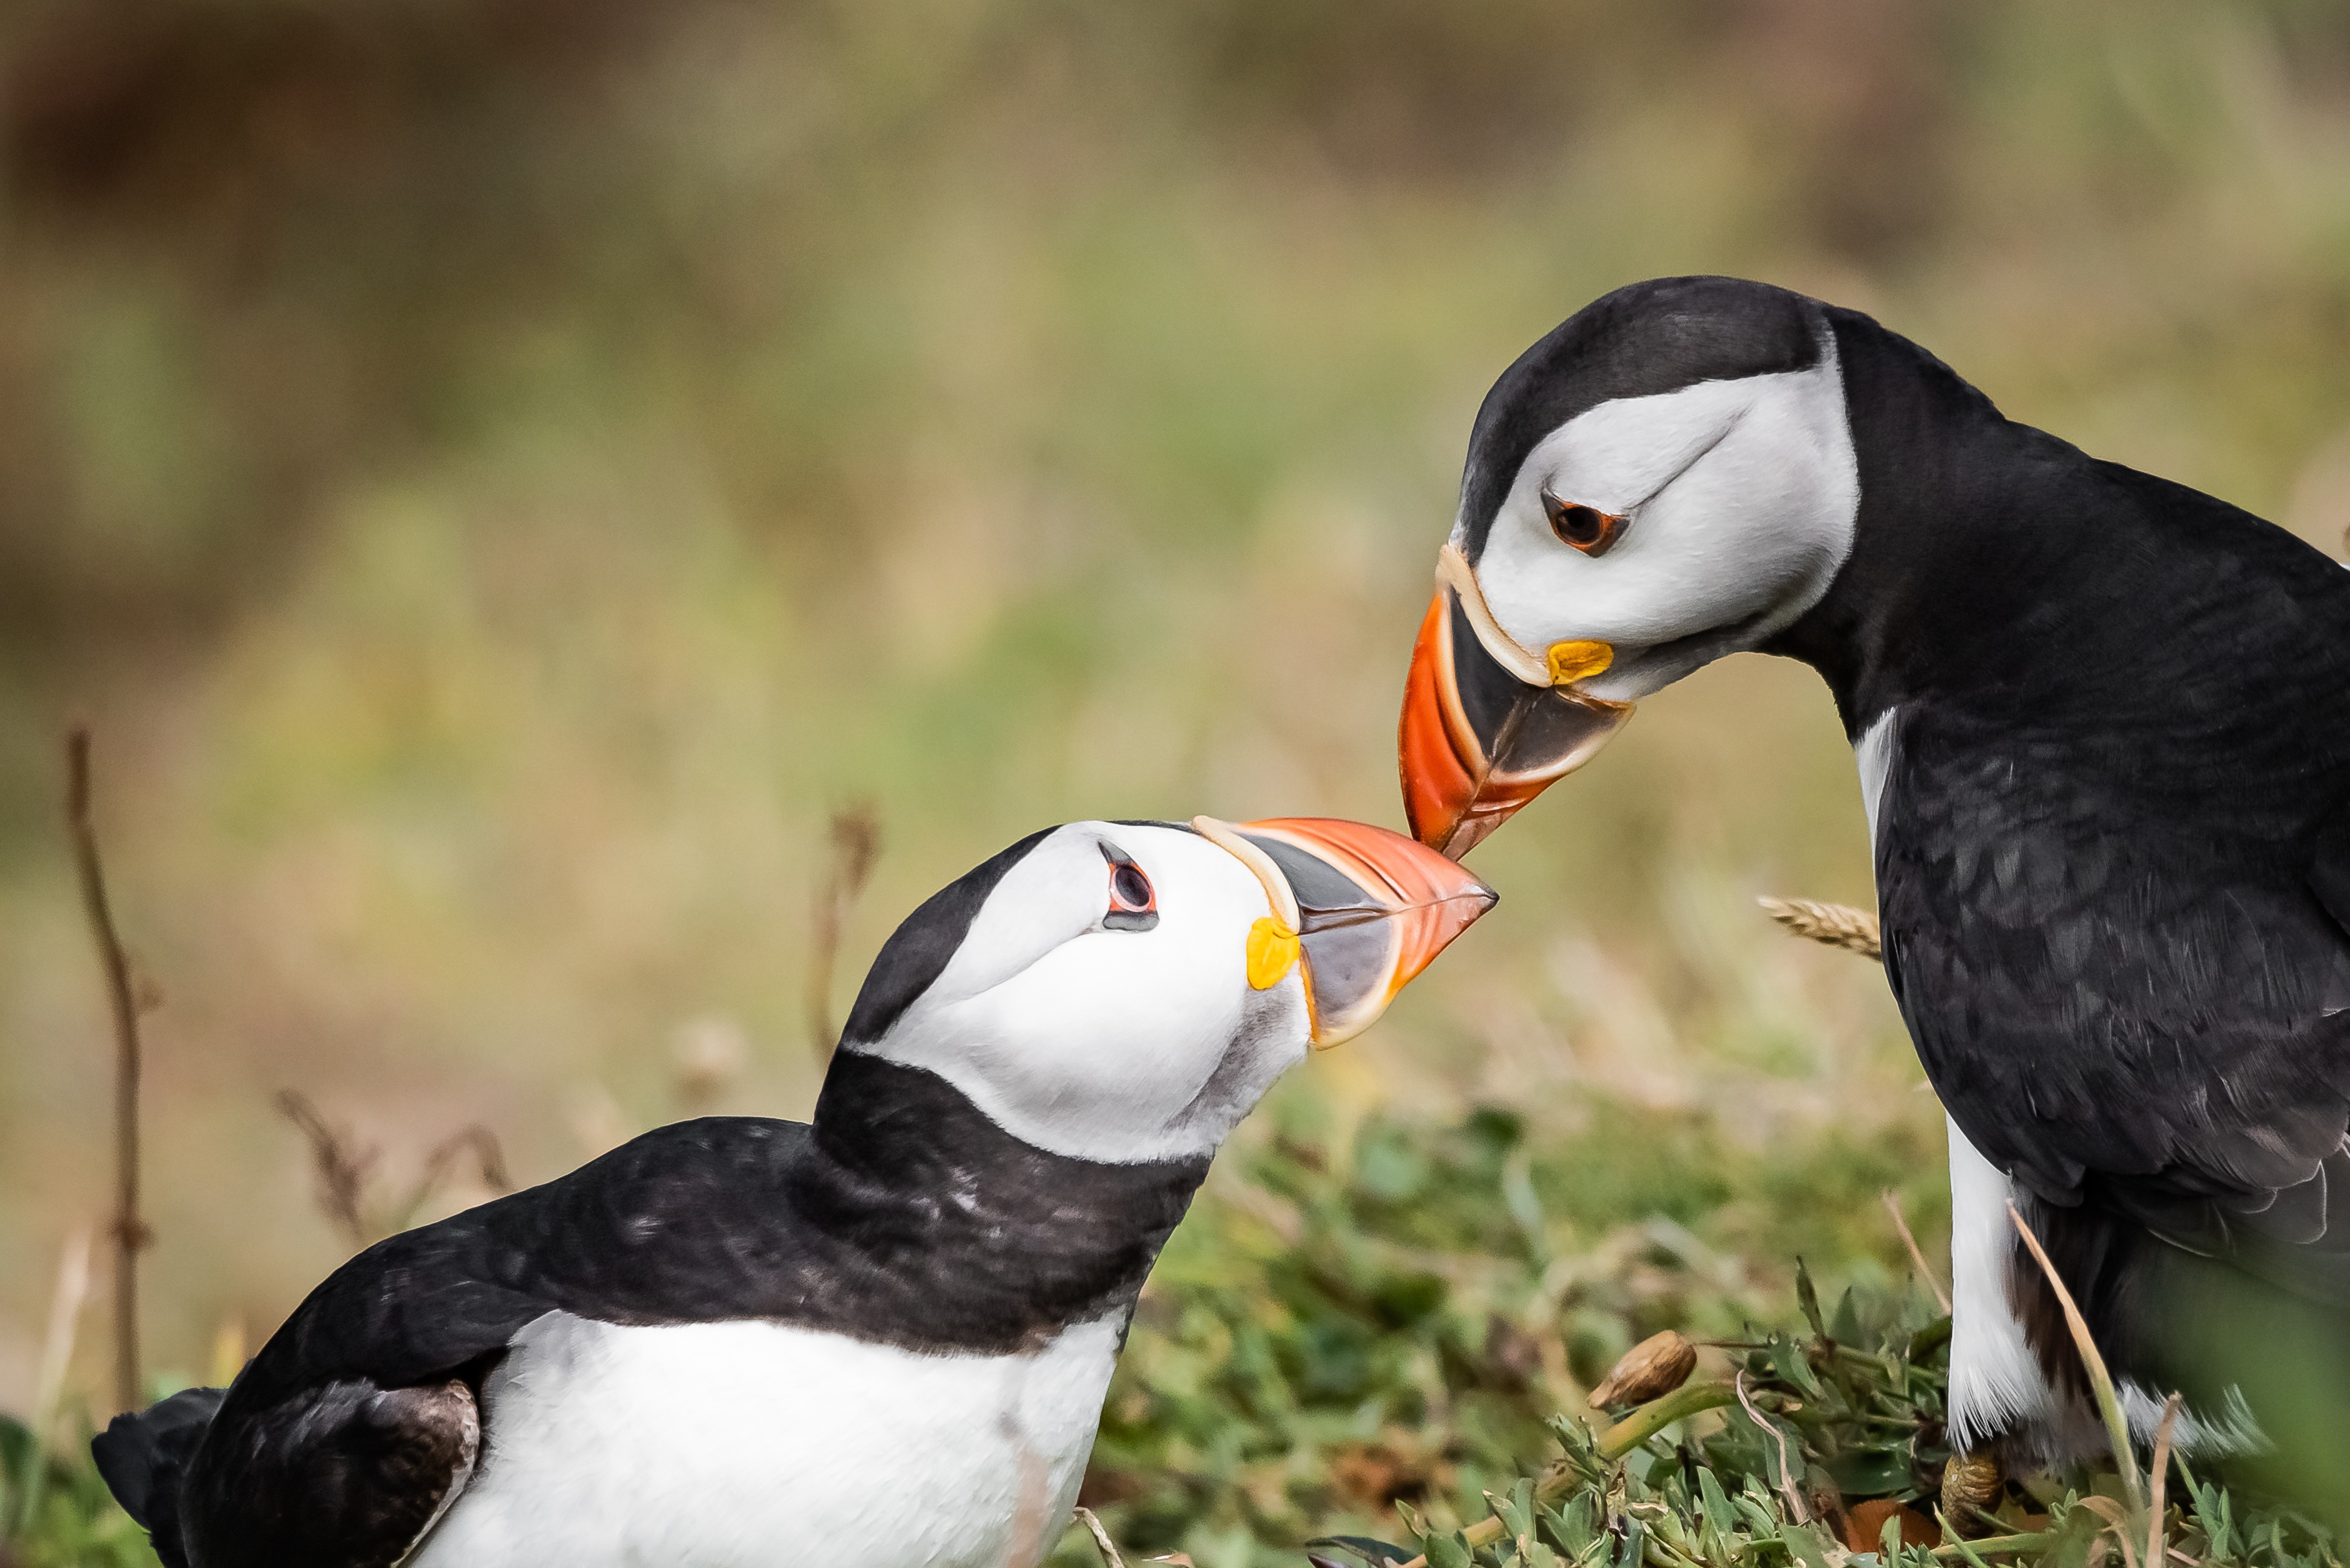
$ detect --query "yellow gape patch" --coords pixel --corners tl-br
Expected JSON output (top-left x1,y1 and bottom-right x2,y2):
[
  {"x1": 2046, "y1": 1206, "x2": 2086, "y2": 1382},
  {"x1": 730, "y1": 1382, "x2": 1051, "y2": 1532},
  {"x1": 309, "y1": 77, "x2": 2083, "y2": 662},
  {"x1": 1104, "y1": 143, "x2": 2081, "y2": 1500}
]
[
  {"x1": 1247, "y1": 917, "x2": 1301, "y2": 990},
  {"x1": 1545, "y1": 639, "x2": 1614, "y2": 685}
]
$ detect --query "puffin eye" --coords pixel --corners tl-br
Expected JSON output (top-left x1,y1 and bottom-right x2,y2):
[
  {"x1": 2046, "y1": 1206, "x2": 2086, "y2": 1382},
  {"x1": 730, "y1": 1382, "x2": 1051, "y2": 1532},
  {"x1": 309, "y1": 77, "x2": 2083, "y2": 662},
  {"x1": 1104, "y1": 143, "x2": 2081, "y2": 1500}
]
[
  {"x1": 1541, "y1": 490, "x2": 1626, "y2": 557},
  {"x1": 1101, "y1": 846, "x2": 1158, "y2": 931}
]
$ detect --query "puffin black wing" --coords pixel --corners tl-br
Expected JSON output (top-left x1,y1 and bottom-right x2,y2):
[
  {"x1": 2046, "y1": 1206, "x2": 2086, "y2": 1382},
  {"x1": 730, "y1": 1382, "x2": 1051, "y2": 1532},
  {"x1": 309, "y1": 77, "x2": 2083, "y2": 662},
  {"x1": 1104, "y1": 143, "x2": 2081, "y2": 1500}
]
[
  {"x1": 135, "y1": 1117, "x2": 832, "y2": 1568},
  {"x1": 1878, "y1": 702, "x2": 2350, "y2": 1298},
  {"x1": 91, "y1": 1386, "x2": 226, "y2": 1568}
]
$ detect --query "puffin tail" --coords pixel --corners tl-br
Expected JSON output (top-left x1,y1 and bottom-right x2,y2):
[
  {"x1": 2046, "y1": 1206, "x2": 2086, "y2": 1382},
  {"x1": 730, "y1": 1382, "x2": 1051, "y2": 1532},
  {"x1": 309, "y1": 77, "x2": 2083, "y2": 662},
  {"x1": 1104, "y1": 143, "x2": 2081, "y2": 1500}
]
[{"x1": 91, "y1": 1385, "x2": 226, "y2": 1568}]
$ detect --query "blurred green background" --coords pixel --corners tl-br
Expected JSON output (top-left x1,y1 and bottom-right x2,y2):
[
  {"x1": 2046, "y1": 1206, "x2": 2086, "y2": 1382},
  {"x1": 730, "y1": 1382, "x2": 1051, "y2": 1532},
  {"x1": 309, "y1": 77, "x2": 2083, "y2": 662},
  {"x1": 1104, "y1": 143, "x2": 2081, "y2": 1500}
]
[{"x1": 5, "y1": 0, "x2": 2350, "y2": 1523}]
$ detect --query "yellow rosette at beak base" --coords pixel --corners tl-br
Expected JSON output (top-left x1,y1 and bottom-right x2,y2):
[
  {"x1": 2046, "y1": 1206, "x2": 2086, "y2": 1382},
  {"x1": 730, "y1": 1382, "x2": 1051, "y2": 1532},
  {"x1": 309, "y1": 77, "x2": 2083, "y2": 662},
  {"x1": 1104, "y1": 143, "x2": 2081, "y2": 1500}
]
[{"x1": 1246, "y1": 917, "x2": 1301, "y2": 990}]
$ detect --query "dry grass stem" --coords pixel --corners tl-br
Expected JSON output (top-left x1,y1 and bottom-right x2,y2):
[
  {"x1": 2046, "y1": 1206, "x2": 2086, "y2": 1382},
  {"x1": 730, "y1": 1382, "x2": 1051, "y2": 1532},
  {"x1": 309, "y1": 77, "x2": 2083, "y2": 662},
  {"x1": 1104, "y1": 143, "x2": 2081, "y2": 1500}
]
[
  {"x1": 277, "y1": 1090, "x2": 378, "y2": 1248},
  {"x1": 2147, "y1": 1393, "x2": 2180, "y2": 1568},
  {"x1": 2006, "y1": 1201, "x2": 2144, "y2": 1512},
  {"x1": 403, "y1": 1125, "x2": 512, "y2": 1224},
  {"x1": 67, "y1": 728, "x2": 149, "y2": 1413},
  {"x1": 1757, "y1": 896, "x2": 1882, "y2": 961},
  {"x1": 806, "y1": 803, "x2": 883, "y2": 1060},
  {"x1": 1735, "y1": 1369, "x2": 1808, "y2": 1523},
  {"x1": 1073, "y1": 1506, "x2": 1128, "y2": 1568},
  {"x1": 19, "y1": 1224, "x2": 96, "y2": 1532},
  {"x1": 278, "y1": 1091, "x2": 511, "y2": 1249},
  {"x1": 1882, "y1": 1188, "x2": 1951, "y2": 1313}
]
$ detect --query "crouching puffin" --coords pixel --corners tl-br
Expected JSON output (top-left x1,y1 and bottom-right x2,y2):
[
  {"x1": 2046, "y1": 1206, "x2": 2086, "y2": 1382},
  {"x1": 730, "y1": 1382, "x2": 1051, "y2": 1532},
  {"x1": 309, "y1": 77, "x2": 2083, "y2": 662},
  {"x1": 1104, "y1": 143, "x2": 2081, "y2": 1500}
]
[
  {"x1": 1394, "y1": 276, "x2": 2350, "y2": 1470},
  {"x1": 94, "y1": 815, "x2": 1492, "y2": 1567}
]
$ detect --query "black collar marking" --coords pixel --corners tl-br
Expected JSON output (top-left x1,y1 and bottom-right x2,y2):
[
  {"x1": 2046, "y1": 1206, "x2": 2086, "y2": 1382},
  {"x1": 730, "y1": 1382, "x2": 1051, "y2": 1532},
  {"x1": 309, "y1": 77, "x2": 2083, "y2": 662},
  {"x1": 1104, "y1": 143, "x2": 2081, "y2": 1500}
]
[
  {"x1": 219, "y1": 1055, "x2": 1209, "y2": 1425},
  {"x1": 1458, "y1": 276, "x2": 1820, "y2": 561},
  {"x1": 839, "y1": 826, "x2": 1054, "y2": 1046}
]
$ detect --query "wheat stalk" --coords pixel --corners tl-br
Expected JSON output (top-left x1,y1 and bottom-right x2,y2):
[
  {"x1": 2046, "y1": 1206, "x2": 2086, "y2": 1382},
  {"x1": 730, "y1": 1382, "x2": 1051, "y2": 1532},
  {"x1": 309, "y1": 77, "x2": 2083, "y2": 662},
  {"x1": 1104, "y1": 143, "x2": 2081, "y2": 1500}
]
[{"x1": 1757, "y1": 896, "x2": 1880, "y2": 961}]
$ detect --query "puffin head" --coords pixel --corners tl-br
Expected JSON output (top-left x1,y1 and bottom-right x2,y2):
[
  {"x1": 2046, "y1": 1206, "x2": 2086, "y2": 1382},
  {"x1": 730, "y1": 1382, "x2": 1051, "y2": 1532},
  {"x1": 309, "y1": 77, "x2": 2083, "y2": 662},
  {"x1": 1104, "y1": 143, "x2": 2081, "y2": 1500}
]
[
  {"x1": 834, "y1": 817, "x2": 1495, "y2": 1162},
  {"x1": 1400, "y1": 276, "x2": 1860, "y2": 857}
]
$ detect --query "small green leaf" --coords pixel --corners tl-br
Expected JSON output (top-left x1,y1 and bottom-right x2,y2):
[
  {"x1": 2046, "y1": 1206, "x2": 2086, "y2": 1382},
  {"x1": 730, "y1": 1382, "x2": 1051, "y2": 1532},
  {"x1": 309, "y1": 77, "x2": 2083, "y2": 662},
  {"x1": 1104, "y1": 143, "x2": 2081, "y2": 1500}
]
[
  {"x1": 1829, "y1": 1286, "x2": 1865, "y2": 1347},
  {"x1": 1822, "y1": 1446, "x2": 1911, "y2": 1497},
  {"x1": 1769, "y1": 1336, "x2": 1821, "y2": 1399},
  {"x1": 1500, "y1": 1477, "x2": 1535, "y2": 1540},
  {"x1": 1794, "y1": 1259, "x2": 1826, "y2": 1340},
  {"x1": 1543, "y1": 1494, "x2": 1599, "y2": 1556},
  {"x1": 1427, "y1": 1531, "x2": 1474, "y2": 1568}
]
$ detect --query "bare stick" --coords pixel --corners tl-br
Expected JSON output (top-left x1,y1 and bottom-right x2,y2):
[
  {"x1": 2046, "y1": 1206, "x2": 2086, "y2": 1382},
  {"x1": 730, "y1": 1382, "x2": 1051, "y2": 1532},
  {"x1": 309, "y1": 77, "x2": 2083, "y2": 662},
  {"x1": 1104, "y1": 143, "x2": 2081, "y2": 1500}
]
[
  {"x1": 2008, "y1": 1200, "x2": 2143, "y2": 1510},
  {"x1": 1882, "y1": 1188, "x2": 1951, "y2": 1313},
  {"x1": 1757, "y1": 896, "x2": 1882, "y2": 961},
  {"x1": 806, "y1": 804, "x2": 882, "y2": 1060},
  {"x1": 2146, "y1": 1393, "x2": 2180, "y2": 1568},
  {"x1": 69, "y1": 728, "x2": 149, "y2": 1413},
  {"x1": 1073, "y1": 1507, "x2": 1128, "y2": 1568}
]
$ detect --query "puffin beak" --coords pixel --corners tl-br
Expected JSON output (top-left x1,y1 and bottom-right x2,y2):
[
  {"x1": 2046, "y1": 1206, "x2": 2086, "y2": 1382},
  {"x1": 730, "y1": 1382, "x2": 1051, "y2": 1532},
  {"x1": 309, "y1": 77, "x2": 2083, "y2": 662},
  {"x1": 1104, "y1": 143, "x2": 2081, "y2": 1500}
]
[
  {"x1": 1398, "y1": 544, "x2": 1632, "y2": 859},
  {"x1": 1192, "y1": 816, "x2": 1497, "y2": 1049}
]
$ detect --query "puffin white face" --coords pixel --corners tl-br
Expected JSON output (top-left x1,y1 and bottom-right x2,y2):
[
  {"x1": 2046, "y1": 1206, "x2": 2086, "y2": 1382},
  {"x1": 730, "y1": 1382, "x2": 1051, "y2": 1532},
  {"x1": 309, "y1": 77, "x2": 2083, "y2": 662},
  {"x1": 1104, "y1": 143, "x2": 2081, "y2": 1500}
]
[
  {"x1": 841, "y1": 818, "x2": 1492, "y2": 1164},
  {"x1": 1469, "y1": 356, "x2": 1859, "y2": 702},
  {"x1": 1397, "y1": 276, "x2": 1863, "y2": 858}
]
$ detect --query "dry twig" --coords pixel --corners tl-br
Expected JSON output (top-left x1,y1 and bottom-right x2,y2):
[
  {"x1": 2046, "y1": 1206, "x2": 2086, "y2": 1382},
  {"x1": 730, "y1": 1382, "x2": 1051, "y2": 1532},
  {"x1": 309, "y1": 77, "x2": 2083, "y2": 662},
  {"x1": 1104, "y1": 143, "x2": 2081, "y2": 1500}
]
[
  {"x1": 67, "y1": 728, "x2": 150, "y2": 1412},
  {"x1": 1757, "y1": 896, "x2": 1881, "y2": 961},
  {"x1": 806, "y1": 803, "x2": 883, "y2": 1059}
]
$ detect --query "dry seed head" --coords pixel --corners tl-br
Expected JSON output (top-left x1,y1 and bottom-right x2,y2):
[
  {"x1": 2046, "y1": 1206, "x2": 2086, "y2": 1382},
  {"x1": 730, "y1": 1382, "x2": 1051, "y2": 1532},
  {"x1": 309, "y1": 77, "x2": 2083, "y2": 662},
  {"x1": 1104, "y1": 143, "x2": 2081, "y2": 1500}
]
[
  {"x1": 1940, "y1": 1449, "x2": 2003, "y2": 1536},
  {"x1": 1757, "y1": 897, "x2": 1882, "y2": 961},
  {"x1": 1587, "y1": 1329, "x2": 1697, "y2": 1407}
]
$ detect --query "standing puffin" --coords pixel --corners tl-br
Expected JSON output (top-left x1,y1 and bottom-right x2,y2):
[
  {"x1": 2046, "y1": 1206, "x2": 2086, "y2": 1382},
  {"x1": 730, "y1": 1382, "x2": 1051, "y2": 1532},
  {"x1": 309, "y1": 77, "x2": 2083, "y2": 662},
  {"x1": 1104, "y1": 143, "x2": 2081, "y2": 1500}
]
[
  {"x1": 1394, "y1": 276, "x2": 2350, "y2": 1468},
  {"x1": 94, "y1": 815, "x2": 1492, "y2": 1567}
]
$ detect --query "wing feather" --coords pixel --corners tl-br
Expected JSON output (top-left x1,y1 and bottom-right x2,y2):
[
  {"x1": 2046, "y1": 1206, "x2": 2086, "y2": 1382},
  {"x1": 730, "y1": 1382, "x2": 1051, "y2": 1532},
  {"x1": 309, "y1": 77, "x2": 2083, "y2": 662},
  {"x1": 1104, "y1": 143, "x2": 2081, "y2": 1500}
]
[{"x1": 1879, "y1": 714, "x2": 2350, "y2": 1302}]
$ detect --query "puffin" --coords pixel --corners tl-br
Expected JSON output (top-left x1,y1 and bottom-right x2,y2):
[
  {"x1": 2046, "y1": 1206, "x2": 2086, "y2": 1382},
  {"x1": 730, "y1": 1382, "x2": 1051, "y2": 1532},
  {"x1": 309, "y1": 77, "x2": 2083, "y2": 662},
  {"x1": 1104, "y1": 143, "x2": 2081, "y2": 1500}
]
[
  {"x1": 94, "y1": 814, "x2": 1493, "y2": 1567},
  {"x1": 1394, "y1": 275, "x2": 2350, "y2": 1468}
]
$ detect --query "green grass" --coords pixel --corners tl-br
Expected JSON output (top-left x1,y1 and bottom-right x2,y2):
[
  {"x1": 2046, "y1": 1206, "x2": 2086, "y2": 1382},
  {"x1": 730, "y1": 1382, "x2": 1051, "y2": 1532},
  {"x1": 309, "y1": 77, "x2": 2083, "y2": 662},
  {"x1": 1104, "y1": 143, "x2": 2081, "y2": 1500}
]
[
  {"x1": 1052, "y1": 1093, "x2": 2331, "y2": 1568},
  {"x1": 1, "y1": 1414, "x2": 155, "y2": 1568},
  {"x1": 1, "y1": 1082, "x2": 2331, "y2": 1568}
]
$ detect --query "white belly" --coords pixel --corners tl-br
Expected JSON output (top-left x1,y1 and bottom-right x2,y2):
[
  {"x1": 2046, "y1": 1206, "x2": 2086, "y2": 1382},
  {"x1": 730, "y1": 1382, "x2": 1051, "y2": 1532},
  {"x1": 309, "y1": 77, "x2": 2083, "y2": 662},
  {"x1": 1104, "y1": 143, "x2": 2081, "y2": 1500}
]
[{"x1": 408, "y1": 1311, "x2": 1122, "y2": 1568}]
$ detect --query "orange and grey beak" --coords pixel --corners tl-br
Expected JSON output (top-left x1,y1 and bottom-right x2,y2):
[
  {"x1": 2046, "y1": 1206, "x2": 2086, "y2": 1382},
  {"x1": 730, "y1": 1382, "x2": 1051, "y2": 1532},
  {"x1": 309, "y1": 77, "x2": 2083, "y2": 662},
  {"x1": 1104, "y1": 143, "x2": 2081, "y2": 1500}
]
[
  {"x1": 1398, "y1": 544, "x2": 1632, "y2": 859},
  {"x1": 1193, "y1": 815, "x2": 1496, "y2": 1049}
]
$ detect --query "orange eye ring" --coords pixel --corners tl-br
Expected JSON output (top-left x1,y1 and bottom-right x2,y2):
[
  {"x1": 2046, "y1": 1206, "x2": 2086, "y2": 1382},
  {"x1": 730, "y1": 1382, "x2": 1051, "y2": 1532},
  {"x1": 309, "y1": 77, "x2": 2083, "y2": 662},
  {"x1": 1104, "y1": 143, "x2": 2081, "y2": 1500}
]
[
  {"x1": 1101, "y1": 845, "x2": 1158, "y2": 930},
  {"x1": 1541, "y1": 490, "x2": 1626, "y2": 557},
  {"x1": 1109, "y1": 862, "x2": 1153, "y2": 913}
]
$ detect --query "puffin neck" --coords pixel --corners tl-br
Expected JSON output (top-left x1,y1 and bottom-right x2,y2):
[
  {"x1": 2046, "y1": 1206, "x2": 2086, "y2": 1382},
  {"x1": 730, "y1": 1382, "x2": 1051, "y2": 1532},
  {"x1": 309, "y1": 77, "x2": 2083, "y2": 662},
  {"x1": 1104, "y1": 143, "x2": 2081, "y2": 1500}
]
[
  {"x1": 1767, "y1": 308, "x2": 2166, "y2": 736},
  {"x1": 800, "y1": 1049, "x2": 1213, "y2": 1346}
]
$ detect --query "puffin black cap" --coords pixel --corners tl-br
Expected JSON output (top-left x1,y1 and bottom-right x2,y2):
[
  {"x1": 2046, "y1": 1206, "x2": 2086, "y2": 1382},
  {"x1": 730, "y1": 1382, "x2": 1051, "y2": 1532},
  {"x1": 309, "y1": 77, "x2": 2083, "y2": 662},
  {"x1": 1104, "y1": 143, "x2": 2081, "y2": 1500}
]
[{"x1": 1456, "y1": 276, "x2": 1821, "y2": 561}]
